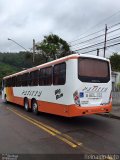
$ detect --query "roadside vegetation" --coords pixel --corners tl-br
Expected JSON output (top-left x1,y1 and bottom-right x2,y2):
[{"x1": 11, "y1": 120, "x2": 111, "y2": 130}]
[
  {"x1": 0, "y1": 34, "x2": 71, "y2": 88},
  {"x1": 0, "y1": 34, "x2": 120, "y2": 89},
  {"x1": 109, "y1": 53, "x2": 120, "y2": 72}
]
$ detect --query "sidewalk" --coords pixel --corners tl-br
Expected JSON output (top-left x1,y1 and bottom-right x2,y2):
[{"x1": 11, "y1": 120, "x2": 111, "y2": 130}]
[{"x1": 99, "y1": 105, "x2": 120, "y2": 120}]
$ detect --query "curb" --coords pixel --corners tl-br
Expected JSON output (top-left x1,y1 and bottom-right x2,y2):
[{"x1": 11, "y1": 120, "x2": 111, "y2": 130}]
[{"x1": 97, "y1": 113, "x2": 120, "y2": 120}]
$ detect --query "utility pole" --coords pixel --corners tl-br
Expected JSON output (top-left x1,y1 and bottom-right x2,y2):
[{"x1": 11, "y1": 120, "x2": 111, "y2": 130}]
[
  {"x1": 33, "y1": 39, "x2": 35, "y2": 63},
  {"x1": 104, "y1": 24, "x2": 108, "y2": 58},
  {"x1": 97, "y1": 48, "x2": 99, "y2": 56}
]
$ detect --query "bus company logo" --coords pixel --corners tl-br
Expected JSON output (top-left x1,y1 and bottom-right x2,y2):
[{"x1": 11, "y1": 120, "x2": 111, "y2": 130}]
[
  {"x1": 21, "y1": 90, "x2": 42, "y2": 97},
  {"x1": 82, "y1": 86, "x2": 108, "y2": 92},
  {"x1": 55, "y1": 89, "x2": 63, "y2": 100}
]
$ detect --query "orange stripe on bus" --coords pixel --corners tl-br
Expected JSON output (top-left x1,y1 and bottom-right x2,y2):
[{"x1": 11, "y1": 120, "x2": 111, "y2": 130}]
[{"x1": 5, "y1": 87, "x2": 112, "y2": 117}]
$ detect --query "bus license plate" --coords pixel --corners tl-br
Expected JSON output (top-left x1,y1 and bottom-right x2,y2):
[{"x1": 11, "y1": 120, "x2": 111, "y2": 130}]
[{"x1": 89, "y1": 92, "x2": 102, "y2": 98}]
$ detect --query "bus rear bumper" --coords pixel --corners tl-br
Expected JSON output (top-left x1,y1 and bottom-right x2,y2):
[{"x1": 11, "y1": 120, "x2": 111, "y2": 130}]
[{"x1": 68, "y1": 103, "x2": 112, "y2": 117}]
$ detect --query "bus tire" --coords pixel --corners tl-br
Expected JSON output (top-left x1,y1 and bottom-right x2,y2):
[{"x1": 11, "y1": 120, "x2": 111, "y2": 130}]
[
  {"x1": 24, "y1": 98, "x2": 29, "y2": 112},
  {"x1": 32, "y1": 100, "x2": 39, "y2": 115}
]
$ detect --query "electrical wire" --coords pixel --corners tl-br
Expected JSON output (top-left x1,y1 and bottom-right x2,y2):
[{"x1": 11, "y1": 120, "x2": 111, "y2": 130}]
[
  {"x1": 74, "y1": 35, "x2": 120, "y2": 51},
  {"x1": 70, "y1": 9, "x2": 120, "y2": 44},
  {"x1": 71, "y1": 27, "x2": 120, "y2": 48},
  {"x1": 108, "y1": 22, "x2": 120, "y2": 29},
  {"x1": 69, "y1": 29, "x2": 104, "y2": 44},
  {"x1": 79, "y1": 42, "x2": 120, "y2": 54},
  {"x1": 71, "y1": 33, "x2": 105, "y2": 47}
]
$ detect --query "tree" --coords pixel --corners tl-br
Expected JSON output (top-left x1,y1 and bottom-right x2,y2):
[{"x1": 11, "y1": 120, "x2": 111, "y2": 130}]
[
  {"x1": 109, "y1": 53, "x2": 120, "y2": 71},
  {"x1": 36, "y1": 34, "x2": 71, "y2": 61}
]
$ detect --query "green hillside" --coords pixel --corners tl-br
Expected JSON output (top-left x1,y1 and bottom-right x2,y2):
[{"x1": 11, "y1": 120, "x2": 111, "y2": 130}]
[
  {"x1": 0, "y1": 62, "x2": 21, "y2": 87},
  {"x1": 0, "y1": 52, "x2": 47, "y2": 88}
]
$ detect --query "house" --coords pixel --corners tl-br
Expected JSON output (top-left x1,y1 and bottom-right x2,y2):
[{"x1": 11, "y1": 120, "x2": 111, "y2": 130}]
[{"x1": 111, "y1": 71, "x2": 120, "y2": 91}]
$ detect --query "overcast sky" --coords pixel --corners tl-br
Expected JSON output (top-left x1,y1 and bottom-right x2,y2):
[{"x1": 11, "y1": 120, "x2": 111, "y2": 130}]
[{"x1": 0, "y1": 0, "x2": 120, "y2": 56}]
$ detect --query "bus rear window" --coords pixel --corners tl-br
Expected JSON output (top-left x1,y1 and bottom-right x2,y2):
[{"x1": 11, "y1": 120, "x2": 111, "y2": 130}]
[{"x1": 78, "y1": 58, "x2": 110, "y2": 83}]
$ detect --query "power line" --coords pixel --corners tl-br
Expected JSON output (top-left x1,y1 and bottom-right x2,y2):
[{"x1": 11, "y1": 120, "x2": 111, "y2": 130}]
[
  {"x1": 80, "y1": 48, "x2": 97, "y2": 54},
  {"x1": 108, "y1": 27, "x2": 120, "y2": 34},
  {"x1": 71, "y1": 26, "x2": 120, "y2": 48},
  {"x1": 70, "y1": 9, "x2": 120, "y2": 43},
  {"x1": 71, "y1": 33, "x2": 105, "y2": 47},
  {"x1": 74, "y1": 40, "x2": 103, "y2": 51},
  {"x1": 107, "y1": 31, "x2": 120, "y2": 39},
  {"x1": 108, "y1": 22, "x2": 120, "y2": 29},
  {"x1": 107, "y1": 42, "x2": 120, "y2": 48},
  {"x1": 69, "y1": 29, "x2": 104, "y2": 44},
  {"x1": 80, "y1": 42, "x2": 120, "y2": 54},
  {"x1": 74, "y1": 35, "x2": 120, "y2": 51},
  {"x1": 70, "y1": 23, "x2": 120, "y2": 45},
  {"x1": 80, "y1": 31, "x2": 120, "y2": 49}
]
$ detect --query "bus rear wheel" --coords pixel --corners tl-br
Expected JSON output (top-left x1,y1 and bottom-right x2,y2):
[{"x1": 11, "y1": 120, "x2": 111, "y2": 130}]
[
  {"x1": 24, "y1": 98, "x2": 29, "y2": 112},
  {"x1": 32, "y1": 100, "x2": 39, "y2": 115}
]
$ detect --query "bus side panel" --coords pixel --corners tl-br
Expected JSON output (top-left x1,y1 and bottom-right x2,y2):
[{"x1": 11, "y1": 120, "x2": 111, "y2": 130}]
[
  {"x1": 5, "y1": 87, "x2": 70, "y2": 117},
  {"x1": 37, "y1": 100, "x2": 112, "y2": 117},
  {"x1": 37, "y1": 100, "x2": 69, "y2": 117},
  {"x1": 4, "y1": 86, "x2": 112, "y2": 117},
  {"x1": 5, "y1": 87, "x2": 24, "y2": 106},
  {"x1": 68, "y1": 103, "x2": 112, "y2": 117}
]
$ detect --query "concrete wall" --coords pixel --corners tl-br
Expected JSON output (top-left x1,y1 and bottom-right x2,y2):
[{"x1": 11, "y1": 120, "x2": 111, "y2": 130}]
[{"x1": 112, "y1": 92, "x2": 120, "y2": 106}]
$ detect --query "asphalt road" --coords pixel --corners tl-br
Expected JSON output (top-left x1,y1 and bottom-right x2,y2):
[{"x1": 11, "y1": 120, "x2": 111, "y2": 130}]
[{"x1": 0, "y1": 98, "x2": 120, "y2": 156}]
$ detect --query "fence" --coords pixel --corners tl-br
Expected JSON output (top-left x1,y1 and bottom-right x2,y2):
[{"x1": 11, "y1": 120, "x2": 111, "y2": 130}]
[
  {"x1": 112, "y1": 86, "x2": 120, "y2": 92},
  {"x1": 112, "y1": 88, "x2": 120, "y2": 105}
]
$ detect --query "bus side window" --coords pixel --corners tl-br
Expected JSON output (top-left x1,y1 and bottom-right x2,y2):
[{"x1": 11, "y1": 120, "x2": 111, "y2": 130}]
[
  {"x1": 39, "y1": 67, "x2": 52, "y2": 86},
  {"x1": 16, "y1": 75, "x2": 22, "y2": 87},
  {"x1": 45, "y1": 67, "x2": 52, "y2": 85},
  {"x1": 7, "y1": 78, "x2": 12, "y2": 87},
  {"x1": 12, "y1": 77, "x2": 16, "y2": 87},
  {"x1": 6, "y1": 79, "x2": 8, "y2": 87},
  {"x1": 53, "y1": 62, "x2": 66, "y2": 85},
  {"x1": 22, "y1": 73, "x2": 29, "y2": 86},
  {"x1": 34, "y1": 70, "x2": 39, "y2": 86},
  {"x1": 30, "y1": 70, "x2": 39, "y2": 86},
  {"x1": 39, "y1": 68, "x2": 46, "y2": 86}
]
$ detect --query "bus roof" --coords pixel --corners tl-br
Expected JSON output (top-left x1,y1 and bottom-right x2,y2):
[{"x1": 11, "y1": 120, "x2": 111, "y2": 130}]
[{"x1": 3, "y1": 53, "x2": 109, "y2": 79}]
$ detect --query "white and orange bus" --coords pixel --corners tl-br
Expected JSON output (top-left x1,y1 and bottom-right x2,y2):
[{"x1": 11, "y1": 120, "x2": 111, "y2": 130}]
[{"x1": 2, "y1": 54, "x2": 112, "y2": 117}]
